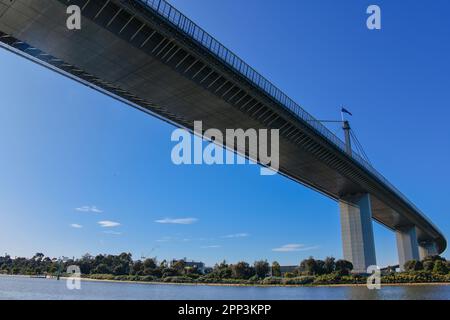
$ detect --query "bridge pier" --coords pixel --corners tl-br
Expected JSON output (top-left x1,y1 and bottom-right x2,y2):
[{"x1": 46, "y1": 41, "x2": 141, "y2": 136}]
[
  {"x1": 339, "y1": 194, "x2": 377, "y2": 273},
  {"x1": 419, "y1": 241, "x2": 438, "y2": 260},
  {"x1": 396, "y1": 226, "x2": 420, "y2": 270}
]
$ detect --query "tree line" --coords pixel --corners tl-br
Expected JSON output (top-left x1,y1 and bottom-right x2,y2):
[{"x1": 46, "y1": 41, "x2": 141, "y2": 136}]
[
  {"x1": 403, "y1": 255, "x2": 449, "y2": 274},
  {"x1": 0, "y1": 252, "x2": 353, "y2": 279},
  {"x1": 1, "y1": 252, "x2": 448, "y2": 285}
]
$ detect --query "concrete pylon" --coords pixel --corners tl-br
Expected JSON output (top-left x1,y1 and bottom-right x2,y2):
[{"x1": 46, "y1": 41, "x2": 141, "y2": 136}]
[
  {"x1": 396, "y1": 226, "x2": 420, "y2": 271},
  {"x1": 339, "y1": 193, "x2": 377, "y2": 273},
  {"x1": 418, "y1": 241, "x2": 438, "y2": 260}
]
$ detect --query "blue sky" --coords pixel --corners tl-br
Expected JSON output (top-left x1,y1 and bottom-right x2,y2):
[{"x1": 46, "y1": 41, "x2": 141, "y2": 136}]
[{"x1": 0, "y1": 0, "x2": 449, "y2": 267}]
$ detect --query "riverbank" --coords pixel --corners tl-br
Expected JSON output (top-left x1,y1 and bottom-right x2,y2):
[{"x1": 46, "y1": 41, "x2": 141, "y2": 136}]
[
  {"x1": 12, "y1": 275, "x2": 444, "y2": 287},
  {"x1": 2, "y1": 275, "x2": 450, "y2": 300},
  {"x1": 76, "y1": 276, "x2": 450, "y2": 288},
  {"x1": 3, "y1": 274, "x2": 448, "y2": 289},
  {"x1": 3, "y1": 270, "x2": 450, "y2": 288}
]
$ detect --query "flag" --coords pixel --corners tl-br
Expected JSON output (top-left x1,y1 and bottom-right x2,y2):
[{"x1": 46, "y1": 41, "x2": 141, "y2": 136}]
[{"x1": 341, "y1": 107, "x2": 353, "y2": 116}]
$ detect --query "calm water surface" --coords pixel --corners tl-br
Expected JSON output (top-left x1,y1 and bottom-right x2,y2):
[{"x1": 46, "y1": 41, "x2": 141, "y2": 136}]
[{"x1": 0, "y1": 275, "x2": 449, "y2": 300}]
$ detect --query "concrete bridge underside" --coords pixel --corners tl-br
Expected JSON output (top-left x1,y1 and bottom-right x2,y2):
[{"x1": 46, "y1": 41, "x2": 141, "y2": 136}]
[{"x1": 0, "y1": 0, "x2": 446, "y2": 272}]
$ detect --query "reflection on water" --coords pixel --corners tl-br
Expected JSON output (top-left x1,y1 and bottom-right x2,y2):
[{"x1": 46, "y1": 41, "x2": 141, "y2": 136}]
[{"x1": 0, "y1": 276, "x2": 449, "y2": 300}]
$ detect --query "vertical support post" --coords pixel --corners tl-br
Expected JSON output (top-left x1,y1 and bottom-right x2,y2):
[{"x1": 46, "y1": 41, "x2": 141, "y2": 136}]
[
  {"x1": 396, "y1": 226, "x2": 420, "y2": 271},
  {"x1": 343, "y1": 120, "x2": 352, "y2": 156},
  {"x1": 418, "y1": 241, "x2": 438, "y2": 261},
  {"x1": 339, "y1": 193, "x2": 377, "y2": 273}
]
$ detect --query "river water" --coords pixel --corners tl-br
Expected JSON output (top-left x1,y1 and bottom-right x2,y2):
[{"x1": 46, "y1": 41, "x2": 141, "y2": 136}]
[{"x1": 0, "y1": 275, "x2": 449, "y2": 300}]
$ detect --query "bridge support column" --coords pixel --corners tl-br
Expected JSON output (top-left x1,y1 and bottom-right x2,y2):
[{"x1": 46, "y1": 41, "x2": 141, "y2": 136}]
[
  {"x1": 339, "y1": 194, "x2": 377, "y2": 273},
  {"x1": 418, "y1": 241, "x2": 438, "y2": 260},
  {"x1": 396, "y1": 226, "x2": 420, "y2": 271}
]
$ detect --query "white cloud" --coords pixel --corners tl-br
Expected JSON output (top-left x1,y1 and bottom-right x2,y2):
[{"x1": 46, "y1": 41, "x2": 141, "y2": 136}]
[
  {"x1": 156, "y1": 236, "x2": 192, "y2": 242},
  {"x1": 154, "y1": 218, "x2": 198, "y2": 225},
  {"x1": 156, "y1": 236, "x2": 173, "y2": 242},
  {"x1": 98, "y1": 220, "x2": 121, "y2": 228},
  {"x1": 272, "y1": 244, "x2": 319, "y2": 252},
  {"x1": 201, "y1": 245, "x2": 221, "y2": 249},
  {"x1": 70, "y1": 223, "x2": 83, "y2": 229},
  {"x1": 76, "y1": 205, "x2": 103, "y2": 213},
  {"x1": 102, "y1": 230, "x2": 122, "y2": 235},
  {"x1": 222, "y1": 233, "x2": 249, "y2": 239}
]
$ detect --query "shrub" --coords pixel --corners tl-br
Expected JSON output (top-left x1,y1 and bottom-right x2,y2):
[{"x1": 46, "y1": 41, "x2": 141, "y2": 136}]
[
  {"x1": 313, "y1": 273, "x2": 341, "y2": 284},
  {"x1": 162, "y1": 276, "x2": 192, "y2": 283},
  {"x1": 162, "y1": 268, "x2": 179, "y2": 278},
  {"x1": 282, "y1": 276, "x2": 314, "y2": 285},
  {"x1": 261, "y1": 277, "x2": 283, "y2": 285},
  {"x1": 404, "y1": 260, "x2": 423, "y2": 272},
  {"x1": 197, "y1": 276, "x2": 218, "y2": 283},
  {"x1": 284, "y1": 272, "x2": 296, "y2": 278},
  {"x1": 432, "y1": 260, "x2": 448, "y2": 275},
  {"x1": 381, "y1": 271, "x2": 442, "y2": 284},
  {"x1": 140, "y1": 275, "x2": 157, "y2": 282},
  {"x1": 423, "y1": 260, "x2": 435, "y2": 272},
  {"x1": 341, "y1": 274, "x2": 366, "y2": 284},
  {"x1": 87, "y1": 274, "x2": 115, "y2": 281}
]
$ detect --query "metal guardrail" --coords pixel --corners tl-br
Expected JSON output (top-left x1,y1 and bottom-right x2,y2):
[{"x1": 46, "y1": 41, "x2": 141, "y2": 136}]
[{"x1": 136, "y1": 0, "x2": 436, "y2": 225}]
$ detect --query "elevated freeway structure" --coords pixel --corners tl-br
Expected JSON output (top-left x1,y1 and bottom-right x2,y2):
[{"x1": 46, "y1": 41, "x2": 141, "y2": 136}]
[{"x1": 0, "y1": 0, "x2": 445, "y2": 272}]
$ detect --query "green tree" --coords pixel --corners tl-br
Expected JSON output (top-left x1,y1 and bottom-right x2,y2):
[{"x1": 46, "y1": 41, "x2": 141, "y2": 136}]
[
  {"x1": 231, "y1": 261, "x2": 254, "y2": 279},
  {"x1": 172, "y1": 260, "x2": 186, "y2": 274},
  {"x1": 335, "y1": 260, "x2": 353, "y2": 275},
  {"x1": 142, "y1": 258, "x2": 158, "y2": 276},
  {"x1": 432, "y1": 260, "x2": 448, "y2": 275},
  {"x1": 33, "y1": 253, "x2": 45, "y2": 261},
  {"x1": 93, "y1": 263, "x2": 111, "y2": 274},
  {"x1": 423, "y1": 260, "x2": 435, "y2": 272},
  {"x1": 143, "y1": 258, "x2": 157, "y2": 269},
  {"x1": 132, "y1": 260, "x2": 144, "y2": 275},
  {"x1": 78, "y1": 253, "x2": 94, "y2": 275},
  {"x1": 300, "y1": 257, "x2": 319, "y2": 275},
  {"x1": 271, "y1": 261, "x2": 281, "y2": 277},
  {"x1": 323, "y1": 257, "x2": 336, "y2": 274},
  {"x1": 213, "y1": 260, "x2": 232, "y2": 279},
  {"x1": 404, "y1": 260, "x2": 423, "y2": 272},
  {"x1": 315, "y1": 260, "x2": 326, "y2": 275},
  {"x1": 254, "y1": 260, "x2": 270, "y2": 278},
  {"x1": 423, "y1": 255, "x2": 446, "y2": 263}
]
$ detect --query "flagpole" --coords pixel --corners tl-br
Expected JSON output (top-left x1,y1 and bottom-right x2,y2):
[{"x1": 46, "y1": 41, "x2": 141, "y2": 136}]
[
  {"x1": 343, "y1": 120, "x2": 352, "y2": 155},
  {"x1": 341, "y1": 107, "x2": 352, "y2": 155}
]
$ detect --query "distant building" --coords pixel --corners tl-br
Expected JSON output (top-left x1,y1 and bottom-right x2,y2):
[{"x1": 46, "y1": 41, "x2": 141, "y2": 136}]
[
  {"x1": 380, "y1": 265, "x2": 399, "y2": 274},
  {"x1": 170, "y1": 259, "x2": 206, "y2": 274}
]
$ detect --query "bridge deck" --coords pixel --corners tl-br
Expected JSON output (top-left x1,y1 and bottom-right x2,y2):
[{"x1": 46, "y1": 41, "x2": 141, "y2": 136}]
[{"x1": 0, "y1": 0, "x2": 445, "y2": 253}]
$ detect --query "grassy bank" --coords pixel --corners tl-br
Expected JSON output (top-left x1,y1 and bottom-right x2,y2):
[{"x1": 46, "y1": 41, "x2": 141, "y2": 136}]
[
  {"x1": 77, "y1": 271, "x2": 450, "y2": 287},
  {"x1": 3, "y1": 253, "x2": 449, "y2": 288},
  {"x1": 2, "y1": 272, "x2": 450, "y2": 288}
]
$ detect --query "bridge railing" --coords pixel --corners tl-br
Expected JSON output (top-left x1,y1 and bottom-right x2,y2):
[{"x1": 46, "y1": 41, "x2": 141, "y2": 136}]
[
  {"x1": 136, "y1": 1, "x2": 349, "y2": 151},
  {"x1": 136, "y1": 0, "x2": 436, "y2": 225}
]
